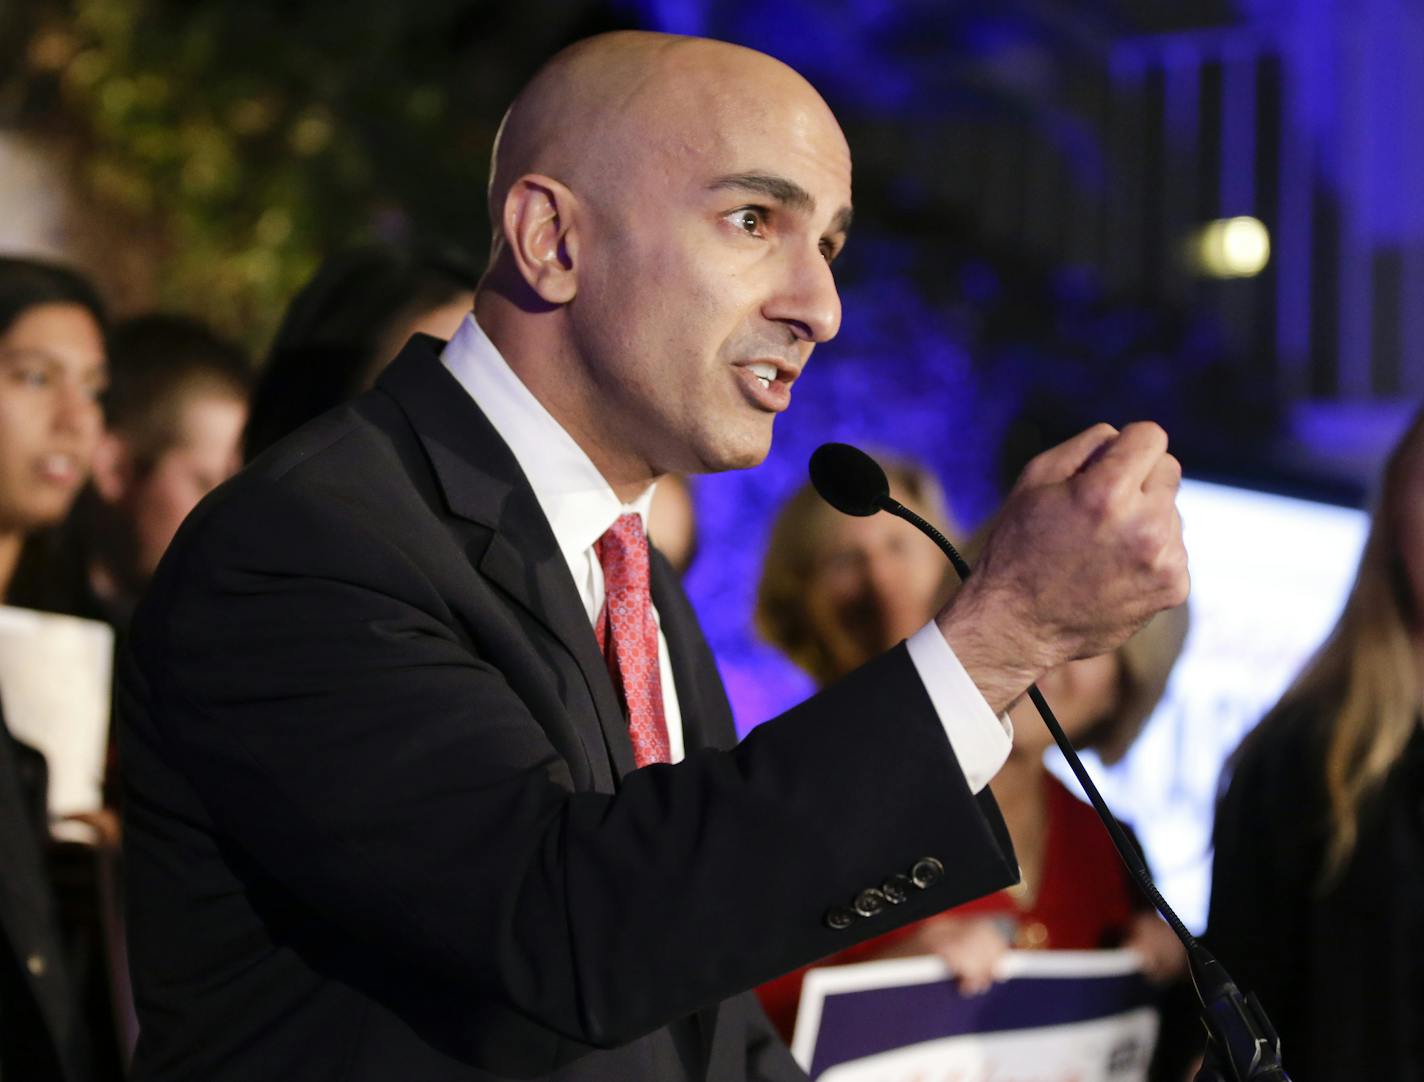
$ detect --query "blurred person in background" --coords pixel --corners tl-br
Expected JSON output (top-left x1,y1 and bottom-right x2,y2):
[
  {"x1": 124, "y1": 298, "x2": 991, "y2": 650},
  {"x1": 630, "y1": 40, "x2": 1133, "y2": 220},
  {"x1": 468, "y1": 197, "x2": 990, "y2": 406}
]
[
  {"x1": 243, "y1": 242, "x2": 477, "y2": 460},
  {"x1": 0, "y1": 253, "x2": 108, "y2": 1082},
  {"x1": 754, "y1": 458, "x2": 1190, "y2": 1069},
  {"x1": 77, "y1": 314, "x2": 251, "y2": 630},
  {"x1": 26, "y1": 313, "x2": 247, "y2": 1080},
  {"x1": 647, "y1": 473, "x2": 698, "y2": 576},
  {"x1": 0, "y1": 256, "x2": 107, "y2": 610},
  {"x1": 756, "y1": 456, "x2": 958, "y2": 684},
  {"x1": 1208, "y1": 404, "x2": 1424, "y2": 1082},
  {"x1": 58, "y1": 313, "x2": 250, "y2": 1077}
]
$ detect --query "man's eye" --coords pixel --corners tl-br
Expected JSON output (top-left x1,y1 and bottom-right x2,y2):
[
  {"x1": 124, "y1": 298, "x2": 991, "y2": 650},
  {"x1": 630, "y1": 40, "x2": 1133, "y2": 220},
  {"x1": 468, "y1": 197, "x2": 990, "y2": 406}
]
[{"x1": 731, "y1": 208, "x2": 766, "y2": 235}]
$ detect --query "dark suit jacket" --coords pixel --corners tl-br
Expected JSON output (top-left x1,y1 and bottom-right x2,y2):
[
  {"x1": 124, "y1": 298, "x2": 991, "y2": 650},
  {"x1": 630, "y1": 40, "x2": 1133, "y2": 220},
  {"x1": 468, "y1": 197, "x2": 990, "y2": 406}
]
[
  {"x1": 0, "y1": 715, "x2": 80, "y2": 1082},
  {"x1": 120, "y1": 336, "x2": 1017, "y2": 1080}
]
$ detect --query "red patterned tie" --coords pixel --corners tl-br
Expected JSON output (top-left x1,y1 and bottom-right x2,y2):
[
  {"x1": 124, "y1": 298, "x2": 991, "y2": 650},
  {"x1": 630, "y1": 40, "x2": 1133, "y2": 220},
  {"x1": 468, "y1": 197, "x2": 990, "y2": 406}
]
[{"x1": 594, "y1": 513, "x2": 671, "y2": 767}]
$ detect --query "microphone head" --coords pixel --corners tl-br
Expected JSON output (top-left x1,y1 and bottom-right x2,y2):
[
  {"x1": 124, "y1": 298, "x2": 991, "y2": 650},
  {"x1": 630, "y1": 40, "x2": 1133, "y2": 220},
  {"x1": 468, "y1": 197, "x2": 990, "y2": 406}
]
[{"x1": 809, "y1": 442, "x2": 890, "y2": 517}]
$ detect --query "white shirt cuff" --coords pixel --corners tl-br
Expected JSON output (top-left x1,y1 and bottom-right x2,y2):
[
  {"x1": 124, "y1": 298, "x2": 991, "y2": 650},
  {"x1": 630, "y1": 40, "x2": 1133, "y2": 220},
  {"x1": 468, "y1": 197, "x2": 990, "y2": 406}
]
[{"x1": 905, "y1": 622, "x2": 1014, "y2": 794}]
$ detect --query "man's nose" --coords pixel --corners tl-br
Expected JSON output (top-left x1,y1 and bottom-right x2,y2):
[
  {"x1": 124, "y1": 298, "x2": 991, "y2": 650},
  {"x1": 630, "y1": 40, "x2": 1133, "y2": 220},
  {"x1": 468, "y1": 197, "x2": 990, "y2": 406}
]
[{"x1": 765, "y1": 245, "x2": 842, "y2": 345}]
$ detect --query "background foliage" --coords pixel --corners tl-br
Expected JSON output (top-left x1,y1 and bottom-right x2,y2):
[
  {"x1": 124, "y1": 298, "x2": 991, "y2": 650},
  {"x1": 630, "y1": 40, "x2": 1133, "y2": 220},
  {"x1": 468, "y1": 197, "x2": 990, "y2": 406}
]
[{"x1": 1, "y1": 0, "x2": 632, "y2": 347}]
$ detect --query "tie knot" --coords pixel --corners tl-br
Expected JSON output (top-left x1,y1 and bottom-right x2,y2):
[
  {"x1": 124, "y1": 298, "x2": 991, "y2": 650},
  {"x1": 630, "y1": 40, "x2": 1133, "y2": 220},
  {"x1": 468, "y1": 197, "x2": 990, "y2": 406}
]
[{"x1": 595, "y1": 513, "x2": 650, "y2": 595}]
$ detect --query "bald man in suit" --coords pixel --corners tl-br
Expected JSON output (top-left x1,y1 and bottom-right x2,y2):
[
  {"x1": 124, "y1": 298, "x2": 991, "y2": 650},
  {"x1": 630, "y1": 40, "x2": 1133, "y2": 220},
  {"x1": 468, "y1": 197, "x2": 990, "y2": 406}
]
[{"x1": 120, "y1": 31, "x2": 1188, "y2": 1081}]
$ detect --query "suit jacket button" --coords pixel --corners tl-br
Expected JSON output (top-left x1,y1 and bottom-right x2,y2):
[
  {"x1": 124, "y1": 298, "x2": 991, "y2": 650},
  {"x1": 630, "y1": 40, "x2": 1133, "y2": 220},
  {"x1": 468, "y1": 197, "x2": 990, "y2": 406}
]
[
  {"x1": 853, "y1": 888, "x2": 887, "y2": 917},
  {"x1": 881, "y1": 874, "x2": 913, "y2": 904},
  {"x1": 25, "y1": 953, "x2": 46, "y2": 977},
  {"x1": 910, "y1": 857, "x2": 945, "y2": 889},
  {"x1": 824, "y1": 906, "x2": 857, "y2": 931}
]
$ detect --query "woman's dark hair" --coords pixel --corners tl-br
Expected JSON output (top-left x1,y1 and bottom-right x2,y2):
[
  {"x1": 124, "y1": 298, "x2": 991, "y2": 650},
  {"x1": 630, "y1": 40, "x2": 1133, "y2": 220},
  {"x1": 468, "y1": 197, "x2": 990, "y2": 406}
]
[
  {"x1": 0, "y1": 254, "x2": 107, "y2": 338},
  {"x1": 243, "y1": 243, "x2": 478, "y2": 460}
]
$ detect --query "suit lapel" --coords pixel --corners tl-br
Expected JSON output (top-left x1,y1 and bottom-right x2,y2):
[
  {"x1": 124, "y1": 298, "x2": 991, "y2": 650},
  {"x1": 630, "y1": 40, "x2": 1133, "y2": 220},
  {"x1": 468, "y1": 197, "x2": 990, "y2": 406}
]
[{"x1": 376, "y1": 339, "x2": 637, "y2": 780}]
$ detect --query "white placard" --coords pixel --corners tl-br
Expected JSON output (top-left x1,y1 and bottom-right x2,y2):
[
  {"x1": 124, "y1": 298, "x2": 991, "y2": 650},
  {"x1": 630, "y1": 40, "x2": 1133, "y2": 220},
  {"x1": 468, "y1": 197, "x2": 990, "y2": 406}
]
[
  {"x1": 0, "y1": 605, "x2": 113, "y2": 841},
  {"x1": 1045, "y1": 477, "x2": 1371, "y2": 932},
  {"x1": 793, "y1": 951, "x2": 1158, "y2": 1082}
]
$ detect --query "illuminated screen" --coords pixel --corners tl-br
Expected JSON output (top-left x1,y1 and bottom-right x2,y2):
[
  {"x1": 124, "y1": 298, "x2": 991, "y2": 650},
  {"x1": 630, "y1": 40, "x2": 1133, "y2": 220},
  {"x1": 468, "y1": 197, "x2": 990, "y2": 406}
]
[{"x1": 1044, "y1": 476, "x2": 1370, "y2": 933}]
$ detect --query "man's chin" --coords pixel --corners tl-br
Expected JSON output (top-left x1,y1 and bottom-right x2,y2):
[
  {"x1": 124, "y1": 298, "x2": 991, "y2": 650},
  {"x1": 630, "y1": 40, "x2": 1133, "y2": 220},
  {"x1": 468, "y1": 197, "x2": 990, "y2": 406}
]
[
  {"x1": 685, "y1": 422, "x2": 775, "y2": 475},
  {"x1": 699, "y1": 441, "x2": 772, "y2": 475}
]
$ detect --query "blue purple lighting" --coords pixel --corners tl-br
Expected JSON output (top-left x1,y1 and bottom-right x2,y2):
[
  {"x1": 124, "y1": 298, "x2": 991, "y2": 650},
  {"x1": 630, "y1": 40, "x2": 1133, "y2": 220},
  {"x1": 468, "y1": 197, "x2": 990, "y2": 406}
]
[
  {"x1": 616, "y1": 0, "x2": 1411, "y2": 735},
  {"x1": 680, "y1": 268, "x2": 1009, "y2": 732}
]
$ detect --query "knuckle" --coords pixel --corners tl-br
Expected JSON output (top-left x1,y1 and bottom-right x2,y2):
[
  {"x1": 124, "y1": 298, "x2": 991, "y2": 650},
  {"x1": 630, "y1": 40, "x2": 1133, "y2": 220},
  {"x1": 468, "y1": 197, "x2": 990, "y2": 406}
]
[
  {"x1": 1157, "y1": 453, "x2": 1183, "y2": 489},
  {"x1": 1156, "y1": 552, "x2": 1190, "y2": 605},
  {"x1": 1019, "y1": 454, "x2": 1049, "y2": 487},
  {"x1": 1119, "y1": 508, "x2": 1176, "y2": 569},
  {"x1": 1133, "y1": 518, "x2": 1168, "y2": 558},
  {"x1": 1127, "y1": 419, "x2": 1168, "y2": 446},
  {"x1": 1074, "y1": 476, "x2": 1118, "y2": 519}
]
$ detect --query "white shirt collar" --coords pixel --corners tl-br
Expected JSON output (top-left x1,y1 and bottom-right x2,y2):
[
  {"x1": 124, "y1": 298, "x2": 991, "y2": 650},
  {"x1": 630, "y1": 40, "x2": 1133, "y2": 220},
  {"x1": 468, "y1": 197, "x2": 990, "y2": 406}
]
[{"x1": 438, "y1": 314, "x2": 654, "y2": 573}]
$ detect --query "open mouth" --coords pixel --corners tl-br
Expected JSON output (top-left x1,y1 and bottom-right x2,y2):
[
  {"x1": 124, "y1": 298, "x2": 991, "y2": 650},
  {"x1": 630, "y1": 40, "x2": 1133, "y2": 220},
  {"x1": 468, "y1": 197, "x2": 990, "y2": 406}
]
[
  {"x1": 746, "y1": 361, "x2": 777, "y2": 390},
  {"x1": 734, "y1": 358, "x2": 796, "y2": 413}
]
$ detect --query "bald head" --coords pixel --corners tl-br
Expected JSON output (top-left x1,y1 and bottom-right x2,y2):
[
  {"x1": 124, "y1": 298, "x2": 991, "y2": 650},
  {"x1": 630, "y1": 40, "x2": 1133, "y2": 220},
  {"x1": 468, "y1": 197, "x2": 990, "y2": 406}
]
[
  {"x1": 474, "y1": 31, "x2": 854, "y2": 497},
  {"x1": 485, "y1": 32, "x2": 847, "y2": 259}
]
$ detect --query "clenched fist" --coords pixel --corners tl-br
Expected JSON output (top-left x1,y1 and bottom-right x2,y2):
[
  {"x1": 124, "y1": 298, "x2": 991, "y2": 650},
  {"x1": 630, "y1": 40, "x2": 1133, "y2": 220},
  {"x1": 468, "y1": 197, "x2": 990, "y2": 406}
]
[{"x1": 937, "y1": 422, "x2": 1189, "y2": 714}]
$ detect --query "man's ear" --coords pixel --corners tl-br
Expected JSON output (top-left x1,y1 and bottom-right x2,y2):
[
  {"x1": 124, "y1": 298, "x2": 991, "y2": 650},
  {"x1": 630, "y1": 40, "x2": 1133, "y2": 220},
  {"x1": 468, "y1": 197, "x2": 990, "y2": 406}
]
[
  {"x1": 89, "y1": 433, "x2": 133, "y2": 504},
  {"x1": 501, "y1": 174, "x2": 580, "y2": 305}
]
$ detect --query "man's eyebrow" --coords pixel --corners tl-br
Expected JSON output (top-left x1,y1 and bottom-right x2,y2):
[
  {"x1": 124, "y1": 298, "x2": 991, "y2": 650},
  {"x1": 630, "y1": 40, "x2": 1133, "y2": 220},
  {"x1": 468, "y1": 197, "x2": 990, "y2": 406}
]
[
  {"x1": 708, "y1": 172, "x2": 815, "y2": 212},
  {"x1": 708, "y1": 172, "x2": 854, "y2": 236}
]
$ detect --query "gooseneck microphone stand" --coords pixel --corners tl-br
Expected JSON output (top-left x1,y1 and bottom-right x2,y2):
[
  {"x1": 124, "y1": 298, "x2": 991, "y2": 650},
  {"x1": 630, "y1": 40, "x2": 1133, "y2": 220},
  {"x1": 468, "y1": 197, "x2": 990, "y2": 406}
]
[{"x1": 807, "y1": 443, "x2": 1292, "y2": 1082}]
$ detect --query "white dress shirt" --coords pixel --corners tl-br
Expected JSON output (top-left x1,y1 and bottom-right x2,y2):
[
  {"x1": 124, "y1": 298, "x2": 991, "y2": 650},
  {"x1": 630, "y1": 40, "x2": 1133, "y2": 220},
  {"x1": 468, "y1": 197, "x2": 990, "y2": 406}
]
[{"x1": 440, "y1": 315, "x2": 1012, "y2": 788}]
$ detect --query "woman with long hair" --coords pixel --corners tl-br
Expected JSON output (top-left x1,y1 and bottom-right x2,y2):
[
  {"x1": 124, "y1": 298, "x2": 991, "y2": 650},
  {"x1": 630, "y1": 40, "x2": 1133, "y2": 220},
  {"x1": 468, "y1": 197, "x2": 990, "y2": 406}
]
[{"x1": 1208, "y1": 406, "x2": 1424, "y2": 1082}]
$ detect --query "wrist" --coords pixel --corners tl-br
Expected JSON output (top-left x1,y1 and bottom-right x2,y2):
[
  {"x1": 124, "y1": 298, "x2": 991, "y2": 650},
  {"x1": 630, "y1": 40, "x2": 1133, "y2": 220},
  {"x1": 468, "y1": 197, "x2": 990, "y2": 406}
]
[{"x1": 935, "y1": 583, "x2": 1048, "y2": 714}]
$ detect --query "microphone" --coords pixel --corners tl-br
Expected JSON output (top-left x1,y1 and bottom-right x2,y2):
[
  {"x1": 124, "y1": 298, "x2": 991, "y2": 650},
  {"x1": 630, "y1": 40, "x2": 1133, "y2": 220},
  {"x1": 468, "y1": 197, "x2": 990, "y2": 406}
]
[
  {"x1": 808, "y1": 442, "x2": 891, "y2": 517},
  {"x1": 809, "y1": 444, "x2": 972, "y2": 580},
  {"x1": 808, "y1": 441, "x2": 1291, "y2": 1082}
]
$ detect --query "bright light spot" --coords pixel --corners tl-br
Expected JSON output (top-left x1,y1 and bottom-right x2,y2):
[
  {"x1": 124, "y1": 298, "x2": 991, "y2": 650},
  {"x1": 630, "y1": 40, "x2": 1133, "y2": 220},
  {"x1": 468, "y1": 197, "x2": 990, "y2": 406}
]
[{"x1": 1195, "y1": 216, "x2": 1271, "y2": 278}]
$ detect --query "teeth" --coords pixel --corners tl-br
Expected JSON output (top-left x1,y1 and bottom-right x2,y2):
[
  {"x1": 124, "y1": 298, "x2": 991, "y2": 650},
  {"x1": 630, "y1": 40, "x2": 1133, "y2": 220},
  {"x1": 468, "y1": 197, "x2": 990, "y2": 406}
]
[{"x1": 747, "y1": 362, "x2": 777, "y2": 390}]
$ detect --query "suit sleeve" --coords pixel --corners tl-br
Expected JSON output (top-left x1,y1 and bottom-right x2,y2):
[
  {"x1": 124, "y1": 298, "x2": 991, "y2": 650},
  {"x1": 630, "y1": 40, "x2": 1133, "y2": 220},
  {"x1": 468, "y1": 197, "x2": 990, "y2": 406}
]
[{"x1": 130, "y1": 482, "x2": 1017, "y2": 1050}]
